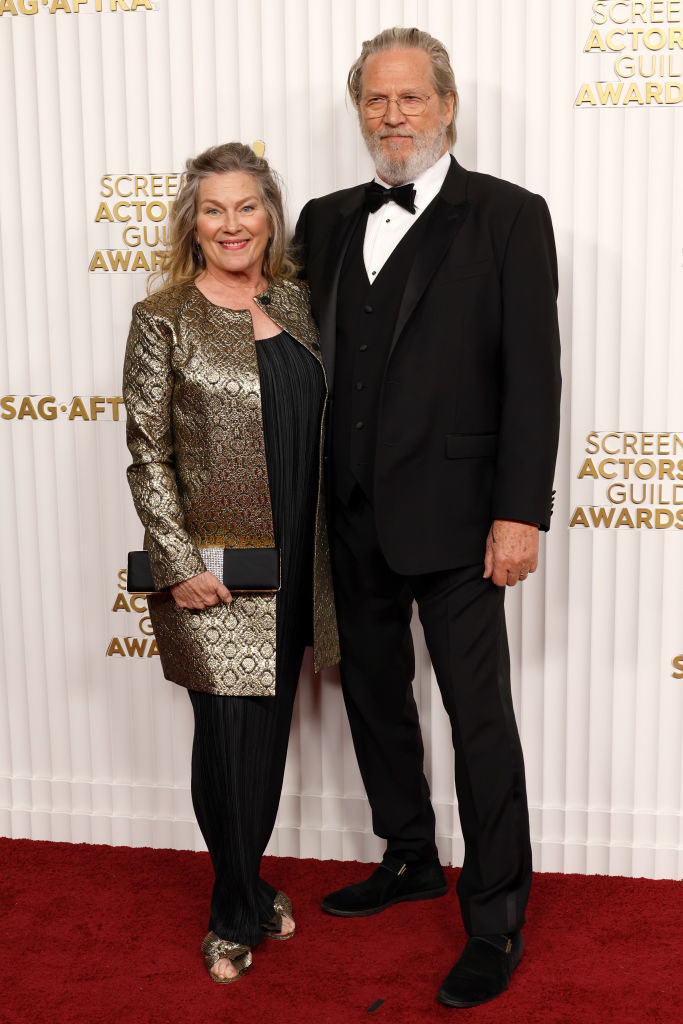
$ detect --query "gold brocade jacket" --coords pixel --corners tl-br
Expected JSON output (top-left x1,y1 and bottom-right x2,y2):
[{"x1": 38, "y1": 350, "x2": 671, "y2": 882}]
[{"x1": 122, "y1": 278, "x2": 339, "y2": 696}]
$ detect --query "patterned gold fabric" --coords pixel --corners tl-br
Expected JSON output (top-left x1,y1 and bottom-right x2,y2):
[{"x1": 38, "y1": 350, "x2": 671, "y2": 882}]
[{"x1": 123, "y1": 279, "x2": 339, "y2": 695}]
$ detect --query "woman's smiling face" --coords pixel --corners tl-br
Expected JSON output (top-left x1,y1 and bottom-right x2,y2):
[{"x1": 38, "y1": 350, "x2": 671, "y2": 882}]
[{"x1": 195, "y1": 172, "x2": 271, "y2": 280}]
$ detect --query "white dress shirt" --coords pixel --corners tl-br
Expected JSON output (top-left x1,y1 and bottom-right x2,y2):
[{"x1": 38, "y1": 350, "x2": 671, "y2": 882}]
[{"x1": 363, "y1": 150, "x2": 452, "y2": 283}]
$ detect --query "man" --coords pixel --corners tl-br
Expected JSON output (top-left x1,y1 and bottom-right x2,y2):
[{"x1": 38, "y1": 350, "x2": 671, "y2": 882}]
[{"x1": 294, "y1": 27, "x2": 560, "y2": 1009}]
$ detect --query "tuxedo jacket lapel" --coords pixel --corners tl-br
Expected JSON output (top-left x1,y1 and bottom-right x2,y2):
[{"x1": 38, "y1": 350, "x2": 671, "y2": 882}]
[{"x1": 388, "y1": 157, "x2": 470, "y2": 360}]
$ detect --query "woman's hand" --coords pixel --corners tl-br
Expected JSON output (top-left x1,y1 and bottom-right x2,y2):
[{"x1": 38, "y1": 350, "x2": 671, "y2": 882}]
[{"x1": 170, "y1": 571, "x2": 233, "y2": 610}]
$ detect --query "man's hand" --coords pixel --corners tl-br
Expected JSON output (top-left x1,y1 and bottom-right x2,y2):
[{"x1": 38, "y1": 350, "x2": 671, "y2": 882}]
[
  {"x1": 483, "y1": 520, "x2": 539, "y2": 587},
  {"x1": 170, "y1": 571, "x2": 233, "y2": 610}
]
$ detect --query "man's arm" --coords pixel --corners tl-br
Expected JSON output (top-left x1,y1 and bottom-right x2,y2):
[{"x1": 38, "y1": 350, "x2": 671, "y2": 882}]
[
  {"x1": 292, "y1": 200, "x2": 311, "y2": 278},
  {"x1": 487, "y1": 193, "x2": 561, "y2": 586}
]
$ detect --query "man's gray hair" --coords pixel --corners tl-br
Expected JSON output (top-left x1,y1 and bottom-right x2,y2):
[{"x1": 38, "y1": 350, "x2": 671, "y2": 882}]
[{"x1": 347, "y1": 27, "x2": 459, "y2": 147}]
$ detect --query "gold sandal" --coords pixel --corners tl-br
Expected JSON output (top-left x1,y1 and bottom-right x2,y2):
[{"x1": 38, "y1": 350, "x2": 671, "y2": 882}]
[
  {"x1": 201, "y1": 931, "x2": 252, "y2": 984},
  {"x1": 261, "y1": 890, "x2": 295, "y2": 941}
]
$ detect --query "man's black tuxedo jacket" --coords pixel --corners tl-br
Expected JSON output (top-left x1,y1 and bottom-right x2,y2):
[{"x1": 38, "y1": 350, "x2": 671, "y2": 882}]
[{"x1": 294, "y1": 156, "x2": 561, "y2": 575}]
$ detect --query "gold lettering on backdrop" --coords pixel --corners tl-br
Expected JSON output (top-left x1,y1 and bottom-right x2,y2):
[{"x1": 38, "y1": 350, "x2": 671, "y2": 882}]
[
  {"x1": 88, "y1": 249, "x2": 167, "y2": 272},
  {"x1": 570, "y1": 432, "x2": 683, "y2": 529},
  {"x1": 577, "y1": 2, "x2": 683, "y2": 104},
  {"x1": 94, "y1": 203, "x2": 115, "y2": 223},
  {"x1": 672, "y1": 654, "x2": 683, "y2": 678},
  {"x1": 90, "y1": 173, "x2": 181, "y2": 273},
  {"x1": 112, "y1": 593, "x2": 130, "y2": 612},
  {"x1": 18, "y1": 397, "x2": 38, "y2": 420},
  {"x1": 121, "y1": 225, "x2": 170, "y2": 247},
  {"x1": 108, "y1": 568, "x2": 160, "y2": 659},
  {"x1": 131, "y1": 251, "x2": 152, "y2": 270},
  {"x1": 570, "y1": 505, "x2": 683, "y2": 528},
  {"x1": 1, "y1": 0, "x2": 152, "y2": 12},
  {"x1": 106, "y1": 636, "x2": 158, "y2": 657},
  {"x1": 68, "y1": 397, "x2": 89, "y2": 420},
  {"x1": 98, "y1": 174, "x2": 182, "y2": 198},
  {"x1": 576, "y1": 84, "x2": 599, "y2": 105},
  {"x1": 599, "y1": 80, "x2": 627, "y2": 101},
  {"x1": 607, "y1": 482, "x2": 683, "y2": 501},
  {"x1": 624, "y1": 81, "x2": 647, "y2": 100},
  {"x1": 38, "y1": 397, "x2": 57, "y2": 419},
  {"x1": 106, "y1": 637, "x2": 126, "y2": 657},
  {"x1": 0, "y1": 396, "x2": 124, "y2": 421},
  {"x1": 591, "y1": 2, "x2": 682, "y2": 25},
  {"x1": 616, "y1": 54, "x2": 682, "y2": 74}
]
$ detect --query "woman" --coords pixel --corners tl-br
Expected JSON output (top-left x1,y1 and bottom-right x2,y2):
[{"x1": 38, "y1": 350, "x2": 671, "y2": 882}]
[{"x1": 123, "y1": 142, "x2": 339, "y2": 983}]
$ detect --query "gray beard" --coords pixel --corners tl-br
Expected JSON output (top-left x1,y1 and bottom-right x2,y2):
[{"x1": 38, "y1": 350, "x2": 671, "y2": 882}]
[{"x1": 361, "y1": 118, "x2": 448, "y2": 185}]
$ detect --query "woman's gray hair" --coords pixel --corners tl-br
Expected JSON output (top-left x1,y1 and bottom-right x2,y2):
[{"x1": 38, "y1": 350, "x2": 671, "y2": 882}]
[
  {"x1": 149, "y1": 141, "x2": 297, "y2": 293},
  {"x1": 347, "y1": 27, "x2": 459, "y2": 147}
]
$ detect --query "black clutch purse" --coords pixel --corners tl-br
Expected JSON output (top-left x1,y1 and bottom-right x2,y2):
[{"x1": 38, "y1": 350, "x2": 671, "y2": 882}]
[{"x1": 127, "y1": 547, "x2": 280, "y2": 595}]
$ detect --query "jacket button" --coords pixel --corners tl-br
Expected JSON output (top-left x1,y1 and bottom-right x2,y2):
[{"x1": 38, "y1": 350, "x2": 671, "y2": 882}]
[
  {"x1": 364, "y1": 304, "x2": 373, "y2": 313},
  {"x1": 311, "y1": 342, "x2": 320, "y2": 350},
  {"x1": 355, "y1": 421, "x2": 364, "y2": 430},
  {"x1": 260, "y1": 294, "x2": 271, "y2": 304},
  {"x1": 355, "y1": 381, "x2": 364, "y2": 390},
  {"x1": 359, "y1": 344, "x2": 368, "y2": 351}
]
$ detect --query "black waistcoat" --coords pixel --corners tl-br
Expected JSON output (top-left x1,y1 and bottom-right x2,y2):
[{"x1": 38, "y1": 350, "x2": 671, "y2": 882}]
[{"x1": 333, "y1": 208, "x2": 433, "y2": 503}]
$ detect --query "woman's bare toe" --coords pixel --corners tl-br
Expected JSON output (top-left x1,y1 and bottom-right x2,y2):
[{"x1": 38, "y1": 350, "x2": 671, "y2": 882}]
[
  {"x1": 211, "y1": 956, "x2": 239, "y2": 981},
  {"x1": 280, "y1": 914, "x2": 295, "y2": 936}
]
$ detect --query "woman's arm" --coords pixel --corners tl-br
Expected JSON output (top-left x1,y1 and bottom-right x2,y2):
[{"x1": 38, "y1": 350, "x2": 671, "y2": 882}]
[{"x1": 123, "y1": 301, "x2": 208, "y2": 590}]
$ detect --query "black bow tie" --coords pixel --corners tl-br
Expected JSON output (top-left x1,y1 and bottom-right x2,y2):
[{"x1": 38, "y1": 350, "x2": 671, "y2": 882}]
[{"x1": 364, "y1": 181, "x2": 416, "y2": 214}]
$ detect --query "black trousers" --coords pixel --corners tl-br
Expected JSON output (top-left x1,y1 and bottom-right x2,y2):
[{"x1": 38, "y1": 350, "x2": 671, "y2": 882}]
[
  {"x1": 187, "y1": 638, "x2": 303, "y2": 947},
  {"x1": 331, "y1": 487, "x2": 532, "y2": 936}
]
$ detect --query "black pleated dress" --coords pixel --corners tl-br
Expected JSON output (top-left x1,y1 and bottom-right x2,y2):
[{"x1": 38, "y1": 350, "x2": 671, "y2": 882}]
[{"x1": 188, "y1": 331, "x2": 325, "y2": 947}]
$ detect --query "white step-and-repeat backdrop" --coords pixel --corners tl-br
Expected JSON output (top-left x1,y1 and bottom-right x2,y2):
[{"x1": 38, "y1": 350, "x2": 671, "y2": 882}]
[{"x1": 1, "y1": 0, "x2": 681, "y2": 880}]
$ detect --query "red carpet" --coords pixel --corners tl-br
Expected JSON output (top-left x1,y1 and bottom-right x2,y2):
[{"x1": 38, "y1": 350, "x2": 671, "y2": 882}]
[{"x1": 1, "y1": 838, "x2": 681, "y2": 1024}]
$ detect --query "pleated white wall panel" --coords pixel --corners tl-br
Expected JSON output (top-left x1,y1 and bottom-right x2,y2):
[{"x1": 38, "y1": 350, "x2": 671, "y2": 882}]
[{"x1": 0, "y1": 0, "x2": 681, "y2": 879}]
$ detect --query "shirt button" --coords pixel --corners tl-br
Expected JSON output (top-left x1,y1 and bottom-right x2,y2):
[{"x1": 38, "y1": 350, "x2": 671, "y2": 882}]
[
  {"x1": 359, "y1": 344, "x2": 368, "y2": 351},
  {"x1": 371, "y1": 270, "x2": 377, "y2": 276},
  {"x1": 364, "y1": 305, "x2": 373, "y2": 314},
  {"x1": 355, "y1": 421, "x2": 364, "y2": 430},
  {"x1": 355, "y1": 381, "x2": 364, "y2": 390}
]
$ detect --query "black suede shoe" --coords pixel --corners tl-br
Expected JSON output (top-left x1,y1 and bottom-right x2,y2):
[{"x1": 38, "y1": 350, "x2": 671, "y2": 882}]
[
  {"x1": 321, "y1": 855, "x2": 447, "y2": 917},
  {"x1": 437, "y1": 931, "x2": 524, "y2": 1008}
]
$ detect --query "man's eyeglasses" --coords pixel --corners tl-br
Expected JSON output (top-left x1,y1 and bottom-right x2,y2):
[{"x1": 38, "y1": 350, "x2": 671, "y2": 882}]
[{"x1": 362, "y1": 93, "x2": 433, "y2": 118}]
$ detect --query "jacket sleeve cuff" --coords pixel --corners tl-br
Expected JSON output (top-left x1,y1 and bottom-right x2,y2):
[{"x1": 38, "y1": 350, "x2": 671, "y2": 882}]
[
  {"x1": 146, "y1": 536, "x2": 206, "y2": 591},
  {"x1": 491, "y1": 489, "x2": 556, "y2": 533}
]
